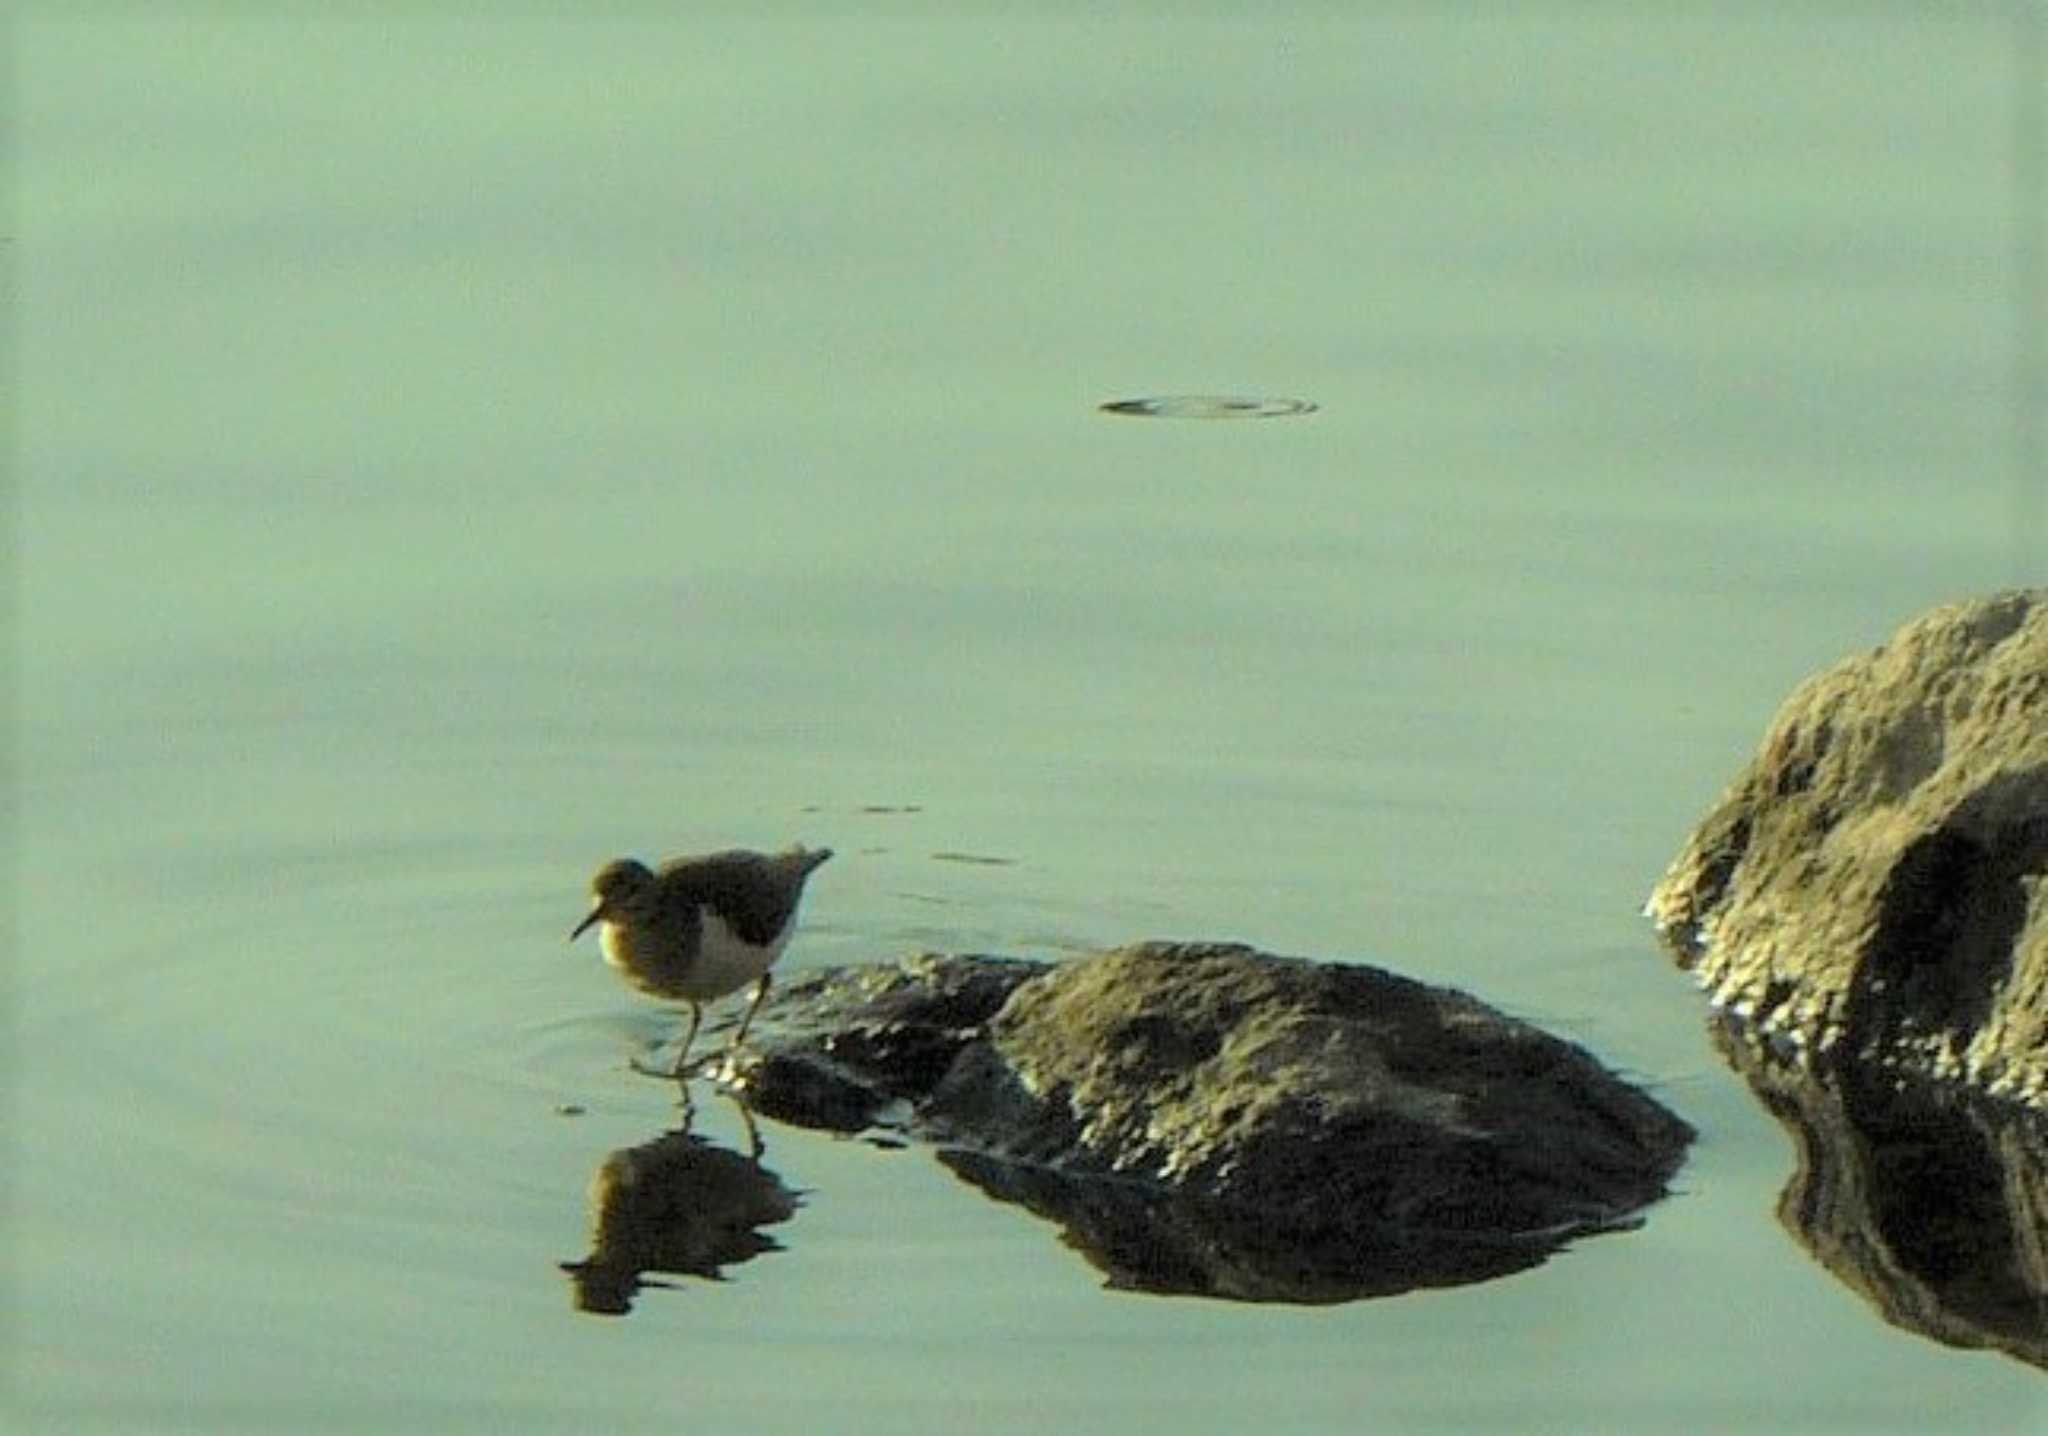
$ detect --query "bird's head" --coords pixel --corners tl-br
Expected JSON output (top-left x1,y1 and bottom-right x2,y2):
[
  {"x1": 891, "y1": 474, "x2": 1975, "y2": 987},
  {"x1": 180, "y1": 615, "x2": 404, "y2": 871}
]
[{"x1": 569, "y1": 858, "x2": 656, "y2": 941}]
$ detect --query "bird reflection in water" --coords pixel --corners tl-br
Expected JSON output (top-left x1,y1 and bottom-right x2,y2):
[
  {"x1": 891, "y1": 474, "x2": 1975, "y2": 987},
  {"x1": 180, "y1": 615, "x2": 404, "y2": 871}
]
[{"x1": 560, "y1": 1088, "x2": 799, "y2": 1315}]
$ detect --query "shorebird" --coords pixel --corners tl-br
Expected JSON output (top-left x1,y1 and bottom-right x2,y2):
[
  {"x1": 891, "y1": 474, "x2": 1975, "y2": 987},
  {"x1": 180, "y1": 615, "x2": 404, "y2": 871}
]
[{"x1": 571, "y1": 846, "x2": 832, "y2": 1077}]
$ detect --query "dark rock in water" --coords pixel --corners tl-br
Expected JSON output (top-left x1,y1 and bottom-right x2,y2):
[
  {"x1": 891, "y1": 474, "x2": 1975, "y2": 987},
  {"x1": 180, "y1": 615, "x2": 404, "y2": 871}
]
[
  {"x1": 1648, "y1": 590, "x2": 2048, "y2": 1110},
  {"x1": 1711, "y1": 1015, "x2": 2048, "y2": 1369},
  {"x1": 737, "y1": 942, "x2": 1693, "y2": 1303},
  {"x1": 737, "y1": 952, "x2": 1035, "y2": 1132}
]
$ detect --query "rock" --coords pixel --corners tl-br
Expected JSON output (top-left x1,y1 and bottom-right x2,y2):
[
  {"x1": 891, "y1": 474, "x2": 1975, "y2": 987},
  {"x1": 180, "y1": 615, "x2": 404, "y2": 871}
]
[
  {"x1": 736, "y1": 942, "x2": 1693, "y2": 1302},
  {"x1": 737, "y1": 952, "x2": 1036, "y2": 1132},
  {"x1": 1647, "y1": 590, "x2": 2048, "y2": 1108}
]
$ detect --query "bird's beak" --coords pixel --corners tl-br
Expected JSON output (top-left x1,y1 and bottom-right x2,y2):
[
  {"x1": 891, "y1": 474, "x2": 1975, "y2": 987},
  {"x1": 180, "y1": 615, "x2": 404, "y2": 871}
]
[{"x1": 569, "y1": 906, "x2": 602, "y2": 942}]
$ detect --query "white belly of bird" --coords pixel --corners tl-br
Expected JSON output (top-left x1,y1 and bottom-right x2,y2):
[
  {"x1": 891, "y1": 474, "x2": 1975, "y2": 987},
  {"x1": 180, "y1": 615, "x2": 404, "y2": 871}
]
[
  {"x1": 598, "y1": 909, "x2": 788, "y2": 1003},
  {"x1": 684, "y1": 910, "x2": 786, "y2": 1001}
]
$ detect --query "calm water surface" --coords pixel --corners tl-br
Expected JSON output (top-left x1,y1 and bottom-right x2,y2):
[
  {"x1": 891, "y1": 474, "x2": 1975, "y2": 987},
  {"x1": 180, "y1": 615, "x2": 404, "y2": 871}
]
[{"x1": 14, "y1": 12, "x2": 2043, "y2": 1433}]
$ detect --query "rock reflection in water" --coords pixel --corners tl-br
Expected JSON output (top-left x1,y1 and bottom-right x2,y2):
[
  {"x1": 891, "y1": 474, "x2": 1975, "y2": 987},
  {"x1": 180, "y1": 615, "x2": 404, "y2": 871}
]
[
  {"x1": 560, "y1": 1105, "x2": 800, "y2": 1316},
  {"x1": 936, "y1": 1147, "x2": 1632, "y2": 1303},
  {"x1": 1712, "y1": 1013, "x2": 2048, "y2": 1367}
]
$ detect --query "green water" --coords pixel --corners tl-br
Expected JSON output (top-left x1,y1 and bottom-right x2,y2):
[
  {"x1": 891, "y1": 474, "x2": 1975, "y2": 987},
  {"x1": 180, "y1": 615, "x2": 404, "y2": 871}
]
[{"x1": 13, "y1": 12, "x2": 2043, "y2": 1433}]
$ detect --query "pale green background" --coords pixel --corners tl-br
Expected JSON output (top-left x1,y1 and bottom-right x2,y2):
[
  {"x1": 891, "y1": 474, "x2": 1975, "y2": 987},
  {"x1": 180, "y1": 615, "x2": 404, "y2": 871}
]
[{"x1": 12, "y1": 11, "x2": 2044, "y2": 1433}]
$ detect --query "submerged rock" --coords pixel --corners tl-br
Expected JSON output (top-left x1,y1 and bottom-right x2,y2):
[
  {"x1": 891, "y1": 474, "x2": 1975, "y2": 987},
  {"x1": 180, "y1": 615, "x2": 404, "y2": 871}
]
[
  {"x1": 1647, "y1": 590, "x2": 2048, "y2": 1109},
  {"x1": 735, "y1": 941, "x2": 1693, "y2": 1302}
]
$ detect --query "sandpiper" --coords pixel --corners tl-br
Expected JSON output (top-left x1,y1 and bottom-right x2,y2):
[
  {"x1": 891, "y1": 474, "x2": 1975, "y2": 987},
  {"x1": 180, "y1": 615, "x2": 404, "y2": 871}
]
[{"x1": 571, "y1": 845, "x2": 832, "y2": 1077}]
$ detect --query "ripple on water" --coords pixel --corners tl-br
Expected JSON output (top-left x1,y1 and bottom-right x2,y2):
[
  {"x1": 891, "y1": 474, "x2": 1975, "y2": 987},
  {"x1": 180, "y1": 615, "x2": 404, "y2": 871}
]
[{"x1": 1097, "y1": 395, "x2": 1319, "y2": 419}]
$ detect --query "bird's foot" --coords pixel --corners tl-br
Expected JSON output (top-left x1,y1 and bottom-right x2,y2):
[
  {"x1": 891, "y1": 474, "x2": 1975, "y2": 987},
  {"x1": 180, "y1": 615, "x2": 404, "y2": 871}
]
[
  {"x1": 626, "y1": 1046, "x2": 743, "y2": 1084},
  {"x1": 628, "y1": 1052, "x2": 692, "y2": 1081}
]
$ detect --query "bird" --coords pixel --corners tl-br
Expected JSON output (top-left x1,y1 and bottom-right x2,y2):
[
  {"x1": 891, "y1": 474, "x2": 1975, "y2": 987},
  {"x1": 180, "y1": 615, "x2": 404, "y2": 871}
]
[{"x1": 571, "y1": 846, "x2": 832, "y2": 1077}]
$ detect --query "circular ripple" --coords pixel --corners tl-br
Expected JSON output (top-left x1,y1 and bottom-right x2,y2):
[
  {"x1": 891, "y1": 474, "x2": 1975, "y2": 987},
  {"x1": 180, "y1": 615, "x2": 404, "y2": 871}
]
[{"x1": 1098, "y1": 395, "x2": 1318, "y2": 419}]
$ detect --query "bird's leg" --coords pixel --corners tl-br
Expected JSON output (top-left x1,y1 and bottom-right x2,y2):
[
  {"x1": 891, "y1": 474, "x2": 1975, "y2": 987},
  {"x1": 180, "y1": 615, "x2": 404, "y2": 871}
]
[
  {"x1": 728, "y1": 972, "x2": 771, "y2": 1052},
  {"x1": 669, "y1": 1001, "x2": 706, "y2": 1078},
  {"x1": 627, "y1": 1003, "x2": 706, "y2": 1080}
]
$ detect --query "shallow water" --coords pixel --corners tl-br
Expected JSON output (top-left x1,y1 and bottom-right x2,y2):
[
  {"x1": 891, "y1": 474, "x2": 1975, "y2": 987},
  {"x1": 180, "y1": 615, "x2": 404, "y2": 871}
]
[{"x1": 13, "y1": 11, "x2": 2045, "y2": 1432}]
